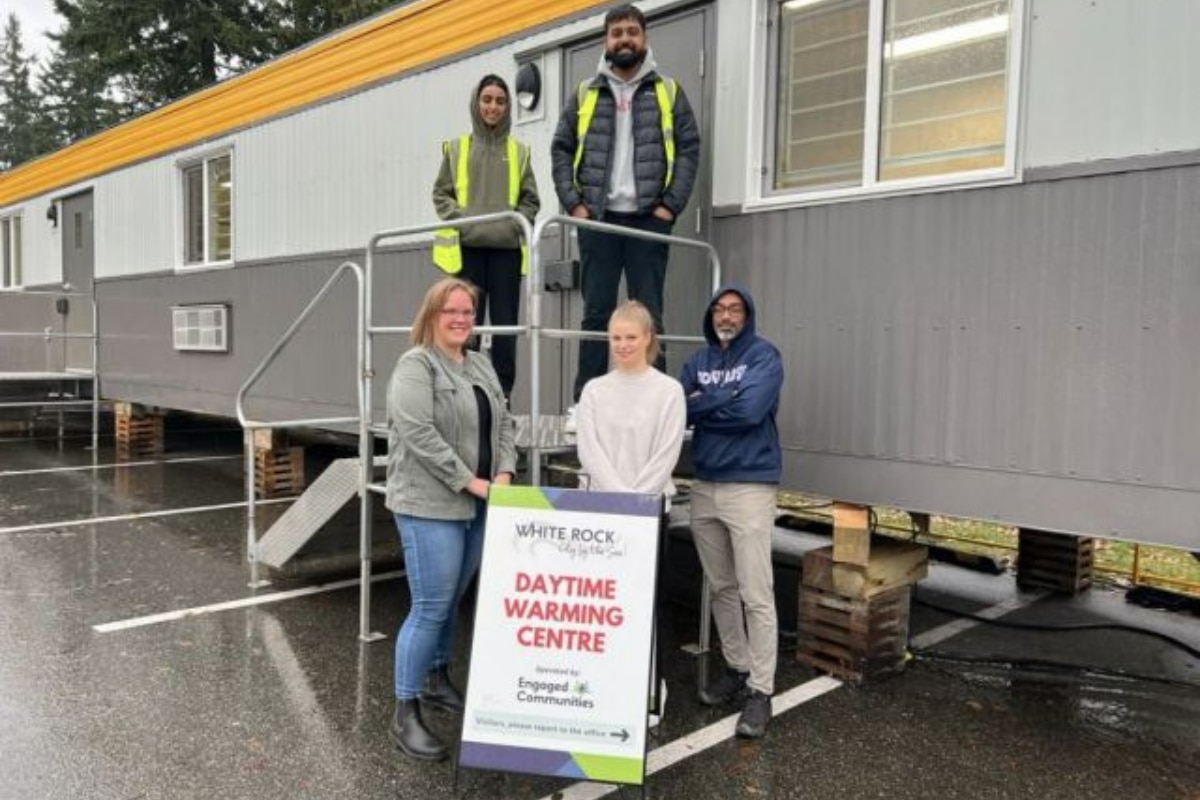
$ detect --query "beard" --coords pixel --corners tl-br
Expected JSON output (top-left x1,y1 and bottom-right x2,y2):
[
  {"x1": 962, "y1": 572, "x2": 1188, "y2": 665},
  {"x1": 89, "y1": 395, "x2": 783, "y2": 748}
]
[
  {"x1": 606, "y1": 46, "x2": 645, "y2": 70},
  {"x1": 715, "y1": 325, "x2": 739, "y2": 342}
]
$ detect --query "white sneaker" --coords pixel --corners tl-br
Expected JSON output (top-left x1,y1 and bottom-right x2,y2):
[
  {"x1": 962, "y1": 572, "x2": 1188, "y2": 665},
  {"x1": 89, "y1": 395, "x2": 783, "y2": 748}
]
[{"x1": 563, "y1": 404, "x2": 578, "y2": 434}]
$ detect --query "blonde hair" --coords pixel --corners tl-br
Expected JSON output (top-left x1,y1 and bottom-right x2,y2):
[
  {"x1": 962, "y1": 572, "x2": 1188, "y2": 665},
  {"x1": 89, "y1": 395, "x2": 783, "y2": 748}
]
[
  {"x1": 410, "y1": 277, "x2": 478, "y2": 347},
  {"x1": 609, "y1": 300, "x2": 659, "y2": 364}
]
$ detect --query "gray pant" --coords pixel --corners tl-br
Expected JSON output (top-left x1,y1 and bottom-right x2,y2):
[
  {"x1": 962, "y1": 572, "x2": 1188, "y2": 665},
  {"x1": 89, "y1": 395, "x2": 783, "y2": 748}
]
[{"x1": 690, "y1": 480, "x2": 778, "y2": 695}]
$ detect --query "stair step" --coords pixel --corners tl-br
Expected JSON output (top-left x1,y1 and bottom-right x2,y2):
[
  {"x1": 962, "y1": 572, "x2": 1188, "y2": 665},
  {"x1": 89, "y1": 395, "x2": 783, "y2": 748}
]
[{"x1": 256, "y1": 455, "x2": 386, "y2": 568}]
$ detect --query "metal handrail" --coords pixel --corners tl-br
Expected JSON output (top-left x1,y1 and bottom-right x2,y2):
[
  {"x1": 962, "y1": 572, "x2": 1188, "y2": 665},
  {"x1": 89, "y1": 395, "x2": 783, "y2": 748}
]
[
  {"x1": 0, "y1": 331, "x2": 96, "y2": 338},
  {"x1": 235, "y1": 260, "x2": 366, "y2": 428},
  {"x1": 235, "y1": 260, "x2": 366, "y2": 588},
  {"x1": 525, "y1": 215, "x2": 721, "y2": 655},
  {"x1": 233, "y1": 210, "x2": 723, "y2": 646},
  {"x1": 0, "y1": 287, "x2": 100, "y2": 450},
  {"x1": 526, "y1": 214, "x2": 722, "y2": 486},
  {"x1": 358, "y1": 211, "x2": 533, "y2": 641}
]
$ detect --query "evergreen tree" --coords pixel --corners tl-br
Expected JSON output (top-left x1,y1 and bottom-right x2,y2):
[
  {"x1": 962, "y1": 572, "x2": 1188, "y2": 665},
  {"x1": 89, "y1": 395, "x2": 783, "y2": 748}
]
[
  {"x1": 0, "y1": 14, "x2": 52, "y2": 169},
  {"x1": 51, "y1": 0, "x2": 275, "y2": 114},
  {"x1": 38, "y1": 42, "x2": 123, "y2": 146},
  {"x1": 265, "y1": 0, "x2": 400, "y2": 54},
  {"x1": 23, "y1": 1, "x2": 404, "y2": 152}
]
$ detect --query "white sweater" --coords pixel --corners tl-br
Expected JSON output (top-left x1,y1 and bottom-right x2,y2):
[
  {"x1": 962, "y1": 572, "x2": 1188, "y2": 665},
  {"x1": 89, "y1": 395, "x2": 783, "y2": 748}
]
[{"x1": 575, "y1": 367, "x2": 686, "y2": 498}]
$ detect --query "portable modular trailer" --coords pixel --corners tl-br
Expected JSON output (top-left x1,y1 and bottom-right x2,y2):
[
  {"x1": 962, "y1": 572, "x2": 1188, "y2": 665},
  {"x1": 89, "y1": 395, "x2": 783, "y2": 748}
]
[{"x1": 1, "y1": 0, "x2": 1197, "y2": 551}]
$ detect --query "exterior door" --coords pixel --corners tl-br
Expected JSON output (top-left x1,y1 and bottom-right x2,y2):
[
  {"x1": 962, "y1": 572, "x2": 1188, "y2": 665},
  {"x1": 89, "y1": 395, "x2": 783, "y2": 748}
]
[{"x1": 61, "y1": 191, "x2": 95, "y2": 372}]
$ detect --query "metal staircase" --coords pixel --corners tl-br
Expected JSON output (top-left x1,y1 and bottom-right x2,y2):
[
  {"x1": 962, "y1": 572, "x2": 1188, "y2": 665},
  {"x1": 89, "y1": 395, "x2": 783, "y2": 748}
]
[
  {"x1": 255, "y1": 455, "x2": 387, "y2": 568},
  {"x1": 236, "y1": 211, "x2": 720, "y2": 644}
]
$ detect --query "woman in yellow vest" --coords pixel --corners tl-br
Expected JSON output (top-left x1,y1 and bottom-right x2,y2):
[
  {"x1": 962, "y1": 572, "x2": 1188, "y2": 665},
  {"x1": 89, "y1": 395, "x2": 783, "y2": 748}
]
[{"x1": 432, "y1": 74, "x2": 540, "y2": 400}]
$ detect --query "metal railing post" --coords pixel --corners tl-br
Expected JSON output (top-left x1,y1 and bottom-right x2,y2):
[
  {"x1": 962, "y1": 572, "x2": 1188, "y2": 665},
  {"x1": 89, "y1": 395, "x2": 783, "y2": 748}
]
[
  {"x1": 91, "y1": 293, "x2": 99, "y2": 454},
  {"x1": 359, "y1": 239, "x2": 380, "y2": 642},
  {"x1": 245, "y1": 428, "x2": 265, "y2": 588}
]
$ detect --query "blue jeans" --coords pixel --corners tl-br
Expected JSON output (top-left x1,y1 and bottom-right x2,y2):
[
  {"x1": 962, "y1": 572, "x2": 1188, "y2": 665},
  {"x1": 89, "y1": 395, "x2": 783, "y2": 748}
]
[{"x1": 393, "y1": 503, "x2": 486, "y2": 700}]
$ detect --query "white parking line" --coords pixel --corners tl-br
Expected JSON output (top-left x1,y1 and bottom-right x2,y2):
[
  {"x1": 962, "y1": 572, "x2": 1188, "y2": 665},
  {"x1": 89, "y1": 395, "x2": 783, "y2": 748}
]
[
  {"x1": 534, "y1": 591, "x2": 1040, "y2": 800},
  {"x1": 92, "y1": 570, "x2": 406, "y2": 633},
  {"x1": 910, "y1": 591, "x2": 1044, "y2": 649},
  {"x1": 0, "y1": 497, "x2": 295, "y2": 536},
  {"x1": 0, "y1": 454, "x2": 240, "y2": 477}
]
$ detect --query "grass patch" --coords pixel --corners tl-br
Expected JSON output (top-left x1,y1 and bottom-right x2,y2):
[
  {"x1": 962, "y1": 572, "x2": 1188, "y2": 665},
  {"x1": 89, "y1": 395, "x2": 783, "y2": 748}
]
[{"x1": 777, "y1": 491, "x2": 1200, "y2": 597}]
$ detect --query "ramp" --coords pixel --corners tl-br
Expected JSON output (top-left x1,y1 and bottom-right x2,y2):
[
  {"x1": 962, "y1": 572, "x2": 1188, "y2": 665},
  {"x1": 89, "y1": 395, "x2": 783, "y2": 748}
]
[{"x1": 256, "y1": 456, "x2": 386, "y2": 568}]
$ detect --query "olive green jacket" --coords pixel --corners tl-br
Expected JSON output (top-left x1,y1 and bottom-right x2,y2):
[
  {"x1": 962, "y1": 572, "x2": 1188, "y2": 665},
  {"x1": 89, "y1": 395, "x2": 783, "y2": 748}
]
[
  {"x1": 432, "y1": 81, "x2": 540, "y2": 249},
  {"x1": 385, "y1": 346, "x2": 517, "y2": 519}
]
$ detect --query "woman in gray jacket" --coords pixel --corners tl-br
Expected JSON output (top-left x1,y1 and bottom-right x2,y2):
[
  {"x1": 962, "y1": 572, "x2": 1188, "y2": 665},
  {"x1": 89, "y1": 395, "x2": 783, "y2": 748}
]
[{"x1": 385, "y1": 277, "x2": 516, "y2": 762}]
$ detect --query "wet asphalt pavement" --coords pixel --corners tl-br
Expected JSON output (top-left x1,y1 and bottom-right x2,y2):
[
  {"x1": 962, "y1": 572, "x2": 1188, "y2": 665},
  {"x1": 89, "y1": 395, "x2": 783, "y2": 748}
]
[{"x1": 1, "y1": 423, "x2": 1198, "y2": 800}]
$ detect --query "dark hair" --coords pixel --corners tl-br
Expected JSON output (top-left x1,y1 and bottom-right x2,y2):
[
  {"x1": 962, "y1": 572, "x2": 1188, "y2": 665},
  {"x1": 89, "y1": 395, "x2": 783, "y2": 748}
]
[
  {"x1": 477, "y1": 73, "x2": 510, "y2": 99},
  {"x1": 604, "y1": 4, "x2": 646, "y2": 33}
]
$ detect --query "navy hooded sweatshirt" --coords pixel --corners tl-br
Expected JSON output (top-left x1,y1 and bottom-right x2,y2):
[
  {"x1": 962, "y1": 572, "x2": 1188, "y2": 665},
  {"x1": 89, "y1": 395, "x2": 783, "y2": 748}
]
[{"x1": 679, "y1": 285, "x2": 784, "y2": 483}]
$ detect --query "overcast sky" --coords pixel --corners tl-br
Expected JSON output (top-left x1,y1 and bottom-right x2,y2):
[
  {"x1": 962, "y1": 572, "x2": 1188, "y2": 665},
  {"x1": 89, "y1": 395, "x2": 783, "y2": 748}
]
[{"x1": 4, "y1": 0, "x2": 61, "y2": 66}]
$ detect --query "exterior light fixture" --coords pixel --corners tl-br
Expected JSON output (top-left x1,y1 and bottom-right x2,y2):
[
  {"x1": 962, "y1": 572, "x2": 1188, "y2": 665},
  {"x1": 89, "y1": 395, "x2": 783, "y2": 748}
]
[{"x1": 516, "y1": 61, "x2": 541, "y2": 111}]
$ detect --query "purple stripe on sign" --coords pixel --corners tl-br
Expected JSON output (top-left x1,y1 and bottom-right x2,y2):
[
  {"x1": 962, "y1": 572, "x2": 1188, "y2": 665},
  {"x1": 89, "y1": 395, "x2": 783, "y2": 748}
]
[
  {"x1": 459, "y1": 742, "x2": 584, "y2": 778},
  {"x1": 546, "y1": 488, "x2": 661, "y2": 518}
]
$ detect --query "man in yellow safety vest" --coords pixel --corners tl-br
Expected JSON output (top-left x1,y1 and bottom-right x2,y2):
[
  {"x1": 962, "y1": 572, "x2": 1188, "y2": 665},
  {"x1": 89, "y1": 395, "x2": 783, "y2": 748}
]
[{"x1": 550, "y1": 3, "x2": 701, "y2": 427}]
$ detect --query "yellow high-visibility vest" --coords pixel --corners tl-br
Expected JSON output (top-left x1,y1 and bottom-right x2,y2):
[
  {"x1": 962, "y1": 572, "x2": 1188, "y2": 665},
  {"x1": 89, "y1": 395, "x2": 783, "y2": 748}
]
[
  {"x1": 433, "y1": 134, "x2": 531, "y2": 275},
  {"x1": 572, "y1": 76, "x2": 677, "y2": 195}
]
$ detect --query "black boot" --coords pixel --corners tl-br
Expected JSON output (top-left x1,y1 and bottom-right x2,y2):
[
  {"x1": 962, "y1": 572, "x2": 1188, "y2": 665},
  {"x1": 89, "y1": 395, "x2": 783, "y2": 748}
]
[
  {"x1": 388, "y1": 699, "x2": 448, "y2": 761},
  {"x1": 420, "y1": 665, "x2": 465, "y2": 714}
]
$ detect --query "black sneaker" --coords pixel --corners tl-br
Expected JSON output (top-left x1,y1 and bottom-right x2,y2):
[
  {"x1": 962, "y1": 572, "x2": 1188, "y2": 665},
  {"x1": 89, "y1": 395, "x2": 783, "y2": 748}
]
[
  {"x1": 698, "y1": 668, "x2": 749, "y2": 707},
  {"x1": 735, "y1": 690, "x2": 772, "y2": 739}
]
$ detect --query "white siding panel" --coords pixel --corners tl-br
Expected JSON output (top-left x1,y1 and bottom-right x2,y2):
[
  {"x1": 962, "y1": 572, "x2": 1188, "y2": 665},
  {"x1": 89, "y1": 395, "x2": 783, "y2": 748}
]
[
  {"x1": 94, "y1": 158, "x2": 177, "y2": 278},
  {"x1": 0, "y1": 197, "x2": 61, "y2": 287},
  {"x1": 1025, "y1": 0, "x2": 1200, "y2": 168},
  {"x1": 24, "y1": 199, "x2": 60, "y2": 287},
  {"x1": 83, "y1": 0, "x2": 694, "y2": 274},
  {"x1": 237, "y1": 43, "x2": 574, "y2": 261},
  {"x1": 711, "y1": 0, "x2": 753, "y2": 208}
]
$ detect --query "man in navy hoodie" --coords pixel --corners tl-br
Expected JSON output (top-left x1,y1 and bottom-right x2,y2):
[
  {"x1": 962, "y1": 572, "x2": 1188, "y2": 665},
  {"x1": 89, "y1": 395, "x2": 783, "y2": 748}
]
[{"x1": 680, "y1": 285, "x2": 783, "y2": 739}]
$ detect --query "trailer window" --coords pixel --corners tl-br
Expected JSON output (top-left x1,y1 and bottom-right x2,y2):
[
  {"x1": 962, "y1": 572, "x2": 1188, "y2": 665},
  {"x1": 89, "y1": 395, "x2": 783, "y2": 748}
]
[
  {"x1": 182, "y1": 152, "x2": 233, "y2": 267},
  {"x1": 1, "y1": 215, "x2": 22, "y2": 289},
  {"x1": 770, "y1": 0, "x2": 1017, "y2": 195}
]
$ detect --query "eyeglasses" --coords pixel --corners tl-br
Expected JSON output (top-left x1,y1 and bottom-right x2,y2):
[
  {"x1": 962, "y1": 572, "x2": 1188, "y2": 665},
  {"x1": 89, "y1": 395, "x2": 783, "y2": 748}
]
[
  {"x1": 440, "y1": 308, "x2": 475, "y2": 319},
  {"x1": 710, "y1": 303, "x2": 746, "y2": 317}
]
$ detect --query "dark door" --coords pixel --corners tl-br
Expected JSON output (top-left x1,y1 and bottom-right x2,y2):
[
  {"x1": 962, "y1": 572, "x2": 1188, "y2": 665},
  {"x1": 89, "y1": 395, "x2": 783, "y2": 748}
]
[{"x1": 61, "y1": 191, "x2": 95, "y2": 372}]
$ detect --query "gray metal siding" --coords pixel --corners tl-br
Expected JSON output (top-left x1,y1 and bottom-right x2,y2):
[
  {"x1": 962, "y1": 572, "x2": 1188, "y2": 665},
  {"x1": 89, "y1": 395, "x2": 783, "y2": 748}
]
[
  {"x1": 98, "y1": 250, "x2": 429, "y2": 423},
  {"x1": 0, "y1": 296, "x2": 68, "y2": 372},
  {"x1": 712, "y1": 165, "x2": 1200, "y2": 548}
]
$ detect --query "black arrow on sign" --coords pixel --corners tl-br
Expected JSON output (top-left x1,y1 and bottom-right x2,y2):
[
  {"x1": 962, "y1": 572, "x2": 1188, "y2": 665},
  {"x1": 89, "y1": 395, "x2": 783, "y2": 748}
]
[{"x1": 610, "y1": 728, "x2": 630, "y2": 742}]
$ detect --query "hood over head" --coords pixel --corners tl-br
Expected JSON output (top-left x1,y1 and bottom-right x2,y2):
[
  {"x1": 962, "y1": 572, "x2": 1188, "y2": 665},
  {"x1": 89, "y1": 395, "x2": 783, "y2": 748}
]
[
  {"x1": 470, "y1": 74, "x2": 512, "y2": 141},
  {"x1": 702, "y1": 283, "x2": 758, "y2": 348}
]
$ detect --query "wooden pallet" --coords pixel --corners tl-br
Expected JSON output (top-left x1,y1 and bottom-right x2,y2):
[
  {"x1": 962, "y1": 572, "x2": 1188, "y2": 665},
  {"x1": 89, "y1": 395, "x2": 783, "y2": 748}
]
[
  {"x1": 1017, "y1": 529, "x2": 1093, "y2": 594},
  {"x1": 797, "y1": 584, "x2": 911, "y2": 685},
  {"x1": 803, "y1": 543, "x2": 928, "y2": 599},
  {"x1": 254, "y1": 446, "x2": 305, "y2": 497},
  {"x1": 115, "y1": 411, "x2": 163, "y2": 458}
]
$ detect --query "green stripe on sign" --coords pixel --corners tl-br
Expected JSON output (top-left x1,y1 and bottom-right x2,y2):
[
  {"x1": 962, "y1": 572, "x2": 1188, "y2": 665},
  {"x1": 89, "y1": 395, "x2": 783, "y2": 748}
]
[
  {"x1": 573, "y1": 752, "x2": 643, "y2": 785},
  {"x1": 488, "y1": 485, "x2": 552, "y2": 510}
]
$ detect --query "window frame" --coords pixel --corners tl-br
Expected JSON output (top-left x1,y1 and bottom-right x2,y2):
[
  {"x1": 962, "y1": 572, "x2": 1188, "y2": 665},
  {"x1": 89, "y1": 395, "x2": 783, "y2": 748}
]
[
  {"x1": 177, "y1": 149, "x2": 234, "y2": 271},
  {"x1": 748, "y1": 0, "x2": 1026, "y2": 210},
  {"x1": 1, "y1": 213, "x2": 24, "y2": 291}
]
